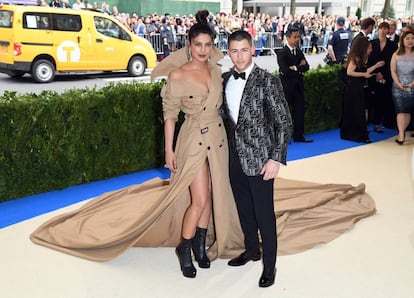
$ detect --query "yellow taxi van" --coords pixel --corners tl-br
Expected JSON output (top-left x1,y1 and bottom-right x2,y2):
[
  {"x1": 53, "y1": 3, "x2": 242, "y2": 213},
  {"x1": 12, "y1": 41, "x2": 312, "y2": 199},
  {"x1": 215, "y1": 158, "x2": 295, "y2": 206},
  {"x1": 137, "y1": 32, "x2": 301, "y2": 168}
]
[{"x1": 0, "y1": 4, "x2": 157, "y2": 83}]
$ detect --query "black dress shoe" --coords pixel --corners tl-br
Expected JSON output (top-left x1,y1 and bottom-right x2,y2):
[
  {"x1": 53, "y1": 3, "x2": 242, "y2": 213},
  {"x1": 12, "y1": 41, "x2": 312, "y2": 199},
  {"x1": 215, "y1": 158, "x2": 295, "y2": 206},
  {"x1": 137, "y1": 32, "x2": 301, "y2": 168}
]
[
  {"x1": 228, "y1": 251, "x2": 261, "y2": 266},
  {"x1": 395, "y1": 139, "x2": 404, "y2": 145},
  {"x1": 294, "y1": 137, "x2": 313, "y2": 143},
  {"x1": 259, "y1": 268, "x2": 276, "y2": 288}
]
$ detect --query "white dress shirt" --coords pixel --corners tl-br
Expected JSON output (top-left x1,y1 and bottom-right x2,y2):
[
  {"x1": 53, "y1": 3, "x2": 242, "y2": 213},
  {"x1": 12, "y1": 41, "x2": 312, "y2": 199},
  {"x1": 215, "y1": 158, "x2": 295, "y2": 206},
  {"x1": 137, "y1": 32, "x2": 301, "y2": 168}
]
[{"x1": 225, "y1": 63, "x2": 254, "y2": 123}]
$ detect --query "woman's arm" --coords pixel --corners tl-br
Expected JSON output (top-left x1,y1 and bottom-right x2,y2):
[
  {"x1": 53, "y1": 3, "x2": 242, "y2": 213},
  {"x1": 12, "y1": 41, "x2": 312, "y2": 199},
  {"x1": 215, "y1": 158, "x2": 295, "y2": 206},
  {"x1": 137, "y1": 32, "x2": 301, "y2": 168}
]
[
  {"x1": 164, "y1": 118, "x2": 177, "y2": 172},
  {"x1": 390, "y1": 53, "x2": 406, "y2": 90},
  {"x1": 367, "y1": 60, "x2": 385, "y2": 74},
  {"x1": 347, "y1": 60, "x2": 385, "y2": 78}
]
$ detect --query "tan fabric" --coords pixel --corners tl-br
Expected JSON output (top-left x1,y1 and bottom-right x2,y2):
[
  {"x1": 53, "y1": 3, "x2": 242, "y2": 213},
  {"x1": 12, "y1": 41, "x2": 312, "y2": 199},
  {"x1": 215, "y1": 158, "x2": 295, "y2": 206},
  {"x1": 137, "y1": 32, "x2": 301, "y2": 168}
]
[
  {"x1": 30, "y1": 177, "x2": 376, "y2": 261},
  {"x1": 31, "y1": 46, "x2": 246, "y2": 262},
  {"x1": 30, "y1": 46, "x2": 376, "y2": 262}
]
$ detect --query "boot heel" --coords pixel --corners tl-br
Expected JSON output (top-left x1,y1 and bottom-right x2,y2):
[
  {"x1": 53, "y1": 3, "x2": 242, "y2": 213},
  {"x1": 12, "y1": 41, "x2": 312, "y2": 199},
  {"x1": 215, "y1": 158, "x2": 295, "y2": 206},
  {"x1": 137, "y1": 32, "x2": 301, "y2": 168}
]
[
  {"x1": 176, "y1": 237, "x2": 196, "y2": 278},
  {"x1": 191, "y1": 227, "x2": 211, "y2": 269}
]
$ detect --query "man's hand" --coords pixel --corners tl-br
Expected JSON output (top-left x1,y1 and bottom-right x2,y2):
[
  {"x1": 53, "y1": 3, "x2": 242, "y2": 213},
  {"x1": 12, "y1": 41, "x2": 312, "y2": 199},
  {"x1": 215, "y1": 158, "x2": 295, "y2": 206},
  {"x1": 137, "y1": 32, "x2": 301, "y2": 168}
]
[{"x1": 260, "y1": 159, "x2": 280, "y2": 181}]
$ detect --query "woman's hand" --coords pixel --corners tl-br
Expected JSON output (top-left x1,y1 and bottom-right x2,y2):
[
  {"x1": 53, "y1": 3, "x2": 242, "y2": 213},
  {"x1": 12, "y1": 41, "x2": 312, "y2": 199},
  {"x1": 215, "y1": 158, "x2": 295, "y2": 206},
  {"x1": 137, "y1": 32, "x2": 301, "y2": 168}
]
[
  {"x1": 364, "y1": 72, "x2": 374, "y2": 78},
  {"x1": 375, "y1": 61, "x2": 385, "y2": 68},
  {"x1": 165, "y1": 150, "x2": 177, "y2": 173}
]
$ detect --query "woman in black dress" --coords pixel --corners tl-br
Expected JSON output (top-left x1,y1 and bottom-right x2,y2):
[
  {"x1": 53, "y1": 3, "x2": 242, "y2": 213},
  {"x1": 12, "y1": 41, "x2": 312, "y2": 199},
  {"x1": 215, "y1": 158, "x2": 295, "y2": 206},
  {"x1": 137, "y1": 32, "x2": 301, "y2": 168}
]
[
  {"x1": 340, "y1": 36, "x2": 385, "y2": 143},
  {"x1": 367, "y1": 22, "x2": 398, "y2": 131}
]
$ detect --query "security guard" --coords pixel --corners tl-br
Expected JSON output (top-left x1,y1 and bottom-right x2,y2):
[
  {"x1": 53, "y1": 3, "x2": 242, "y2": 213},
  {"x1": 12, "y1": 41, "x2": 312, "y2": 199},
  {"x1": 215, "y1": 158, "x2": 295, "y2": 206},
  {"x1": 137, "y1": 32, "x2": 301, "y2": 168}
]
[{"x1": 326, "y1": 16, "x2": 349, "y2": 65}]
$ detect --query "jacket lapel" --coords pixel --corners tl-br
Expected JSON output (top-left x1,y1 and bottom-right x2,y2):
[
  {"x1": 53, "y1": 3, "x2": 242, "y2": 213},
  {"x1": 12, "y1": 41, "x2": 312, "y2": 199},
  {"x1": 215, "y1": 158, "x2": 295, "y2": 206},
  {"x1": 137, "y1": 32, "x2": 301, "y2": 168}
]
[{"x1": 237, "y1": 64, "x2": 258, "y2": 124}]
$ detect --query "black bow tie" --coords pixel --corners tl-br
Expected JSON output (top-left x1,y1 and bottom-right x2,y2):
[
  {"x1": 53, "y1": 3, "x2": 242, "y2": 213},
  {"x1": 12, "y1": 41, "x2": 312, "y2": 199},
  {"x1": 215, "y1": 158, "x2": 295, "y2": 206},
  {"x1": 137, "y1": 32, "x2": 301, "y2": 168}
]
[{"x1": 233, "y1": 71, "x2": 246, "y2": 80}]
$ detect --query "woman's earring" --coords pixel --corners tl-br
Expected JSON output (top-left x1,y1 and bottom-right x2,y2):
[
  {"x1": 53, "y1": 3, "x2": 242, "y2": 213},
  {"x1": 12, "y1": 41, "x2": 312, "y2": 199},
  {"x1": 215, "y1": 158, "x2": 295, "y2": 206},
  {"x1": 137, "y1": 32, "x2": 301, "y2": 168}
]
[{"x1": 187, "y1": 48, "x2": 192, "y2": 61}]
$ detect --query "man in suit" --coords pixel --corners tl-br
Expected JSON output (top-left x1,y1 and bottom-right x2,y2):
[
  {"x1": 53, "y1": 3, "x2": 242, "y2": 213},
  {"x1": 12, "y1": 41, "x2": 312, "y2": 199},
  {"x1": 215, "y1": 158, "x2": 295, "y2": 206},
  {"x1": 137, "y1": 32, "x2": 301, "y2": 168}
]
[
  {"x1": 277, "y1": 28, "x2": 312, "y2": 142},
  {"x1": 387, "y1": 19, "x2": 399, "y2": 43},
  {"x1": 353, "y1": 17, "x2": 376, "y2": 42},
  {"x1": 222, "y1": 30, "x2": 292, "y2": 288}
]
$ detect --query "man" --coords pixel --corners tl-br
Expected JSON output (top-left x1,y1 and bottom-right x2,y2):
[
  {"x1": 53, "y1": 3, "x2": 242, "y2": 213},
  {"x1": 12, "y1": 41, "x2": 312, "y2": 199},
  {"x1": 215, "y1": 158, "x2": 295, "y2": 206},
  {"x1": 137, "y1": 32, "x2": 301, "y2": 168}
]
[
  {"x1": 222, "y1": 30, "x2": 292, "y2": 288},
  {"x1": 387, "y1": 19, "x2": 399, "y2": 42},
  {"x1": 353, "y1": 17, "x2": 376, "y2": 41},
  {"x1": 71, "y1": 0, "x2": 82, "y2": 9},
  {"x1": 277, "y1": 28, "x2": 312, "y2": 142},
  {"x1": 327, "y1": 16, "x2": 349, "y2": 65},
  {"x1": 159, "y1": 16, "x2": 175, "y2": 58}
]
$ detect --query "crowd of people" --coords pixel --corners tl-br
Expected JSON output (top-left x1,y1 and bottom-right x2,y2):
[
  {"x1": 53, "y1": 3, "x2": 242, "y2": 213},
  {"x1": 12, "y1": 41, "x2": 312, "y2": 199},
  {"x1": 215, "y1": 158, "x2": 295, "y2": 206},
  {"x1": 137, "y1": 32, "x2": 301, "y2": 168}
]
[
  {"x1": 38, "y1": 1, "x2": 414, "y2": 54},
  {"x1": 337, "y1": 17, "x2": 414, "y2": 144}
]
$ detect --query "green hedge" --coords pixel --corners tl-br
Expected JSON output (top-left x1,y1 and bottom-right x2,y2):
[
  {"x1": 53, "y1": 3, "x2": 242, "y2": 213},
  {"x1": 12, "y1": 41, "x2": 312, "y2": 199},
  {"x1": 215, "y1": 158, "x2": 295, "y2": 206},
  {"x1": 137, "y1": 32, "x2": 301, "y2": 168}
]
[
  {"x1": 0, "y1": 82, "x2": 164, "y2": 202},
  {"x1": 304, "y1": 64, "x2": 343, "y2": 132},
  {"x1": 0, "y1": 65, "x2": 343, "y2": 202}
]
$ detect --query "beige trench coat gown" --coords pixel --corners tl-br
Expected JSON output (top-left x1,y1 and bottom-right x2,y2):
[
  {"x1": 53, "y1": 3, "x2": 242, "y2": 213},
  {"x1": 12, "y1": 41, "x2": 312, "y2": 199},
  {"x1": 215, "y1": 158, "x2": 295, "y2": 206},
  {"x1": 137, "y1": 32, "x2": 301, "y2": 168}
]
[{"x1": 30, "y1": 47, "x2": 376, "y2": 262}]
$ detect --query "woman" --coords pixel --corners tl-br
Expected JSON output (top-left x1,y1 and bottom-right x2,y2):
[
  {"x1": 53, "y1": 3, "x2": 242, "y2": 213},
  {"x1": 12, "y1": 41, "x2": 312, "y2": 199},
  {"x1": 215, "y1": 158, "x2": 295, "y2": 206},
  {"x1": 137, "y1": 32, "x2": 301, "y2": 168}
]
[
  {"x1": 390, "y1": 27, "x2": 414, "y2": 144},
  {"x1": 161, "y1": 10, "x2": 225, "y2": 278},
  {"x1": 31, "y1": 10, "x2": 245, "y2": 278},
  {"x1": 340, "y1": 36, "x2": 385, "y2": 143},
  {"x1": 367, "y1": 22, "x2": 398, "y2": 131},
  {"x1": 309, "y1": 19, "x2": 320, "y2": 54}
]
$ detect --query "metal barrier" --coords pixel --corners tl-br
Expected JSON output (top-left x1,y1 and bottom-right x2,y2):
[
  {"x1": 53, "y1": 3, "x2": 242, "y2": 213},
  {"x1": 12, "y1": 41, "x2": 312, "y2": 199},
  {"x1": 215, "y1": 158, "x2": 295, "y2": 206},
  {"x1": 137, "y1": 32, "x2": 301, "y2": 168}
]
[
  {"x1": 143, "y1": 32, "x2": 285, "y2": 57},
  {"x1": 301, "y1": 35, "x2": 327, "y2": 54},
  {"x1": 253, "y1": 32, "x2": 284, "y2": 56}
]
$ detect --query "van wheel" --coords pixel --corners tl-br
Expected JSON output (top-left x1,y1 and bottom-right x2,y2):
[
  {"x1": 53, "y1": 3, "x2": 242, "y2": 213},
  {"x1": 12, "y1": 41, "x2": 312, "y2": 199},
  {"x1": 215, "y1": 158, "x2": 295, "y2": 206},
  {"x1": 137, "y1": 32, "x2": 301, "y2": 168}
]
[
  {"x1": 127, "y1": 56, "x2": 146, "y2": 77},
  {"x1": 31, "y1": 59, "x2": 55, "y2": 83}
]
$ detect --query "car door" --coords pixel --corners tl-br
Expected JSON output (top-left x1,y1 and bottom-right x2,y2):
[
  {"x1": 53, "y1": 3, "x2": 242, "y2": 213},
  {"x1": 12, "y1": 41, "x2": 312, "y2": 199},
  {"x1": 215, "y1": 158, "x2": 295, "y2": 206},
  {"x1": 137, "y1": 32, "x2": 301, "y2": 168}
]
[
  {"x1": 91, "y1": 15, "x2": 131, "y2": 70},
  {"x1": 50, "y1": 12, "x2": 89, "y2": 70}
]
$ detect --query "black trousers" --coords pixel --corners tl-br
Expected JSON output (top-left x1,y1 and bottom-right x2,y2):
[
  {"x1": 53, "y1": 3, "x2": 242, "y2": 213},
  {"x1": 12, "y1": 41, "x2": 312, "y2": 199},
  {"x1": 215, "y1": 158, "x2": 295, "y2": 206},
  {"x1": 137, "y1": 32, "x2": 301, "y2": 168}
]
[
  {"x1": 282, "y1": 80, "x2": 305, "y2": 139},
  {"x1": 229, "y1": 148, "x2": 277, "y2": 272}
]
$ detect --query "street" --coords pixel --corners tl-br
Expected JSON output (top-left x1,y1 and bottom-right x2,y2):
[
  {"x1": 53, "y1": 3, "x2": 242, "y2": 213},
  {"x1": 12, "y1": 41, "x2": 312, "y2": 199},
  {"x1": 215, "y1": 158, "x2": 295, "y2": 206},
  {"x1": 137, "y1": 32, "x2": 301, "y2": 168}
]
[{"x1": 0, "y1": 52, "x2": 326, "y2": 95}]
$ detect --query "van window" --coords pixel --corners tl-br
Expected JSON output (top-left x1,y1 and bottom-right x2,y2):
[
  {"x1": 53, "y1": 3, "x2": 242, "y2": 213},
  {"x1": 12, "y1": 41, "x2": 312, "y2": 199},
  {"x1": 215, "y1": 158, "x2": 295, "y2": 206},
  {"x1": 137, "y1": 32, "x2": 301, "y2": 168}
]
[
  {"x1": 22, "y1": 13, "x2": 82, "y2": 32},
  {"x1": 51, "y1": 14, "x2": 82, "y2": 32},
  {"x1": 0, "y1": 10, "x2": 13, "y2": 28},
  {"x1": 23, "y1": 13, "x2": 51, "y2": 30},
  {"x1": 94, "y1": 16, "x2": 131, "y2": 41}
]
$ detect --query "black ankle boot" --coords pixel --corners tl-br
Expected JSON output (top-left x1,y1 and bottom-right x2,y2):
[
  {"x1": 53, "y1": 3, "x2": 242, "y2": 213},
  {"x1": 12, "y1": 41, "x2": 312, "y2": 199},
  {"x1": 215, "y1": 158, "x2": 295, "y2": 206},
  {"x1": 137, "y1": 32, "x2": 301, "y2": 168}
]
[
  {"x1": 176, "y1": 237, "x2": 196, "y2": 278},
  {"x1": 191, "y1": 227, "x2": 211, "y2": 268}
]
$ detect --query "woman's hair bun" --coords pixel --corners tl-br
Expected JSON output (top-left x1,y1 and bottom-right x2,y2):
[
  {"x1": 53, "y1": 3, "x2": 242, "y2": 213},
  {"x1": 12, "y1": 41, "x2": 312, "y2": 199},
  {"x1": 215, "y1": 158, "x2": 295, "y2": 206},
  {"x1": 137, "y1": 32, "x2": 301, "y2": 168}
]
[{"x1": 195, "y1": 10, "x2": 209, "y2": 24}]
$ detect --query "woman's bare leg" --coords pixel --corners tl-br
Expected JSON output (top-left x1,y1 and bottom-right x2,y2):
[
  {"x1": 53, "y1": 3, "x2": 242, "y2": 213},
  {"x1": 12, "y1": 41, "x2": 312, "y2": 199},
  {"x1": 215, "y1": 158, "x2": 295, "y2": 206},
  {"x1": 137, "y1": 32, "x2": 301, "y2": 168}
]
[{"x1": 181, "y1": 160, "x2": 211, "y2": 239}]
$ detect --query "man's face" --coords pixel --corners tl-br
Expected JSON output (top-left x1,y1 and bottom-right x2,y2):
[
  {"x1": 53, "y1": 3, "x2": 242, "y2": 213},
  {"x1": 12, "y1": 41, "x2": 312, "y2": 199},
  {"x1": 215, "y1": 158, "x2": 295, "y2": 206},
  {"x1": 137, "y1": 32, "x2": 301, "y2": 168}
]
[
  {"x1": 388, "y1": 21, "x2": 397, "y2": 35},
  {"x1": 286, "y1": 31, "x2": 300, "y2": 47},
  {"x1": 228, "y1": 39, "x2": 255, "y2": 72}
]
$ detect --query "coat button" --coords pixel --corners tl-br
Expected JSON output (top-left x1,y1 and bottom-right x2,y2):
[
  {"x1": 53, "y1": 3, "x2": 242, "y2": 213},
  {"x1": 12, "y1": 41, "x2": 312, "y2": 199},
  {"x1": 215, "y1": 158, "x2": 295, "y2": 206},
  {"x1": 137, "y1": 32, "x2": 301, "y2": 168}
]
[
  {"x1": 189, "y1": 96, "x2": 193, "y2": 99},
  {"x1": 203, "y1": 107, "x2": 206, "y2": 110},
  {"x1": 199, "y1": 142, "x2": 202, "y2": 145},
  {"x1": 207, "y1": 146, "x2": 211, "y2": 150},
  {"x1": 218, "y1": 123, "x2": 222, "y2": 127}
]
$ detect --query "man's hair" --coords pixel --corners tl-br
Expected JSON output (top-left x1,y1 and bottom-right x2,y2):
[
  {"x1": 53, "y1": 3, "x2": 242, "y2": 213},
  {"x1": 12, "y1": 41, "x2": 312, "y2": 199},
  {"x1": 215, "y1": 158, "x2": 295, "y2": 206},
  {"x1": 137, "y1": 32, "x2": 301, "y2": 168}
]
[
  {"x1": 286, "y1": 28, "x2": 299, "y2": 38},
  {"x1": 360, "y1": 17, "x2": 375, "y2": 30},
  {"x1": 228, "y1": 30, "x2": 253, "y2": 47}
]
